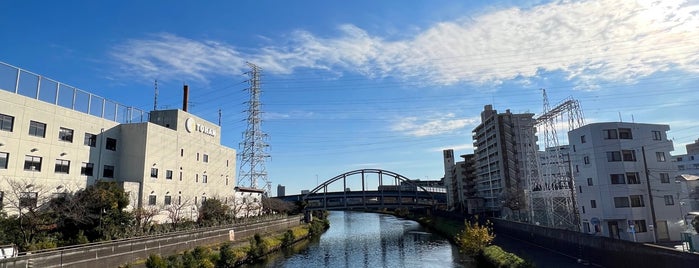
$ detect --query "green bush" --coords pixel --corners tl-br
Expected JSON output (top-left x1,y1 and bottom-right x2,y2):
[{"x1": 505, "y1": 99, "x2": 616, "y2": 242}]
[
  {"x1": 145, "y1": 254, "x2": 167, "y2": 268},
  {"x1": 281, "y1": 229, "x2": 296, "y2": 247},
  {"x1": 454, "y1": 218, "x2": 495, "y2": 255},
  {"x1": 481, "y1": 245, "x2": 533, "y2": 268}
]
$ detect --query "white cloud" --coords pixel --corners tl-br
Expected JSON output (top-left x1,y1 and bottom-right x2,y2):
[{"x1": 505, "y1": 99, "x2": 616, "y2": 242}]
[
  {"x1": 111, "y1": 0, "x2": 699, "y2": 86},
  {"x1": 391, "y1": 114, "x2": 478, "y2": 137}
]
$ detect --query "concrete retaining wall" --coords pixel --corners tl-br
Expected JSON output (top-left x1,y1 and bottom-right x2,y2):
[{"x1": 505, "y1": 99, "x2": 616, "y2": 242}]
[
  {"x1": 0, "y1": 216, "x2": 303, "y2": 268},
  {"x1": 492, "y1": 219, "x2": 699, "y2": 267}
]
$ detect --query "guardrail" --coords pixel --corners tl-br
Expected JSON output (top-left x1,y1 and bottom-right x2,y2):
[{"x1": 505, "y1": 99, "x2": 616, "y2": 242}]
[{"x1": 0, "y1": 61, "x2": 146, "y2": 124}]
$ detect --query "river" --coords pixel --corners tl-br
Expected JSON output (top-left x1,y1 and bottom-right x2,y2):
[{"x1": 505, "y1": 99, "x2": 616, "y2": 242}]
[{"x1": 244, "y1": 211, "x2": 475, "y2": 268}]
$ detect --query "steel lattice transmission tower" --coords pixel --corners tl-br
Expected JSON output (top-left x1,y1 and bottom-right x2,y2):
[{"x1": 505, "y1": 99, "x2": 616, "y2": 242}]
[
  {"x1": 237, "y1": 62, "x2": 271, "y2": 194},
  {"x1": 528, "y1": 89, "x2": 585, "y2": 230}
]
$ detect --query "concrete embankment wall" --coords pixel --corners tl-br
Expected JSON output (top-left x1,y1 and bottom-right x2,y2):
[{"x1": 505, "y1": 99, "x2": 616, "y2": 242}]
[
  {"x1": 0, "y1": 216, "x2": 303, "y2": 268},
  {"x1": 492, "y1": 219, "x2": 699, "y2": 267}
]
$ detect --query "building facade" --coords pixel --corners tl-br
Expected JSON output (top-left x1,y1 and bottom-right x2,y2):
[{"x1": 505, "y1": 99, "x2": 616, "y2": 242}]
[
  {"x1": 472, "y1": 105, "x2": 536, "y2": 218},
  {"x1": 0, "y1": 74, "x2": 236, "y2": 223},
  {"x1": 569, "y1": 122, "x2": 681, "y2": 242}
]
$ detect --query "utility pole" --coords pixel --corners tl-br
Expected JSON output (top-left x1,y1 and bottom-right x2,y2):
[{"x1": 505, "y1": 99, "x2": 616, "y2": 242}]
[{"x1": 642, "y1": 146, "x2": 658, "y2": 243}]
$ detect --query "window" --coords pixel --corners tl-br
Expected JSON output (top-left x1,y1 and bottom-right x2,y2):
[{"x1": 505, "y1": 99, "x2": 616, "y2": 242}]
[
  {"x1": 582, "y1": 206, "x2": 585, "y2": 214},
  {"x1": 618, "y1": 128, "x2": 633, "y2": 139},
  {"x1": 84, "y1": 133, "x2": 97, "y2": 147},
  {"x1": 148, "y1": 195, "x2": 157, "y2": 206},
  {"x1": 19, "y1": 192, "x2": 38, "y2": 208},
  {"x1": 664, "y1": 195, "x2": 674, "y2": 205},
  {"x1": 106, "y1": 138, "x2": 117, "y2": 151},
  {"x1": 58, "y1": 127, "x2": 74, "y2": 142},
  {"x1": 626, "y1": 172, "x2": 640, "y2": 184},
  {"x1": 583, "y1": 222, "x2": 591, "y2": 233},
  {"x1": 196, "y1": 153, "x2": 200, "y2": 161},
  {"x1": 610, "y1": 174, "x2": 626, "y2": 184},
  {"x1": 28, "y1": 121, "x2": 46, "y2": 137},
  {"x1": 0, "y1": 113, "x2": 14, "y2": 132},
  {"x1": 587, "y1": 177, "x2": 593, "y2": 186},
  {"x1": 622, "y1": 150, "x2": 636, "y2": 161},
  {"x1": 580, "y1": 135, "x2": 586, "y2": 143},
  {"x1": 591, "y1": 200, "x2": 597, "y2": 208},
  {"x1": 677, "y1": 157, "x2": 684, "y2": 162},
  {"x1": 203, "y1": 154, "x2": 209, "y2": 163},
  {"x1": 166, "y1": 170, "x2": 173, "y2": 180},
  {"x1": 179, "y1": 171, "x2": 183, "y2": 181},
  {"x1": 583, "y1": 156, "x2": 590, "y2": 165},
  {"x1": 679, "y1": 165, "x2": 685, "y2": 170},
  {"x1": 103, "y1": 165, "x2": 115, "y2": 178},
  {"x1": 652, "y1": 131, "x2": 662, "y2": 141},
  {"x1": 150, "y1": 168, "x2": 158, "y2": 178},
  {"x1": 575, "y1": 165, "x2": 579, "y2": 172},
  {"x1": 81, "y1": 162, "x2": 94, "y2": 176},
  {"x1": 634, "y1": 220, "x2": 647, "y2": 232},
  {"x1": 606, "y1": 151, "x2": 622, "y2": 162},
  {"x1": 578, "y1": 185, "x2": 582, "y2": 193},
  {"x1": 0, "y1": 191, "x2": 3, "y2": 209},
  {"x1": 164, "y1": 195, "x2": 172, "y2": 205},
  {"x1": 656, "y1": 152, "x2": 666, "y2": 162},
  {"x1": 180, "y1": 149, "x2": 184, "y2": 157},
  {"x1": 226, "y1": 160, "x2": 229, "y2": 167},
  {"x1": 614, "y1": 197, "x2": 630, "y2": 208},
  {"x1": 603, "y1": 129, "x2": 618, "y2": 139},
  {"x1": 54, "y1": 159, "x2": 70, "y2": 174},
  {"x1": 202, "y1": 175, "x2": 208, "y2": 183},
  {"x1": 660, "y1": 173, "x2": 670, "y2": 183},
  {"x1": 0, "y1": 152, "x2": 8, "y2": 169},
  {"x1": 201, "y1": 196, "x2": 207, "y2": 203},
  {"x1": 177, "y1": 195, "x2": 182, "y2": 205},
  {"x1": 630, "y1": 195, "x2": 644, "y2": 207},
  {"x1": 24, "y1": 155, "x2": 42, "y2": 171},
  {"x1": 196, "y1": 174, "x2": 199, "y2": 183}
]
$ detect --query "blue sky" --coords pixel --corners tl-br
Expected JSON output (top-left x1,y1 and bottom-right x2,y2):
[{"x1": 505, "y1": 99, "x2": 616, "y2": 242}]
[{"x1": 2, "y1": 0, "x2": 699, "y2": 196}]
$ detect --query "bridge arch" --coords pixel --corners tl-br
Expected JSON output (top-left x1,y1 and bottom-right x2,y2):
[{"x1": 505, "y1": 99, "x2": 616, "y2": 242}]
[{"x1": 301, "y1": 169, "x2": 441, "y2": 210}]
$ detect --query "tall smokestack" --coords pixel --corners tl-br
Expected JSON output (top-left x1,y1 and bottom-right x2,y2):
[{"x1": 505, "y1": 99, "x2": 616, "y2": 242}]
[{"x1": 183, "y1": 85, "x2": 189, "y2": 112}]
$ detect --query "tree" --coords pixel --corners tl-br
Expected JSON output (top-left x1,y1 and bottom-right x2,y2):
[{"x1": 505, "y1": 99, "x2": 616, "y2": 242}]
[
  {"x1": 455, "y1": 217, "x2": 495, "y2": 255},
  {"x1": 133, "y1": 206, "x2": 160, "y2": 233},
  {"x1": 262, "y1": 196, "x2": 293, "y2": 215},
  {"x1": 1, "y1": 179, "x2": 54, "y2": 250},
  {"x1": 164, "y1": 196, "x2": 191, "y2": 230},
  {"x1": 198, "y1": 198, "x2": 230, "y2": 226}
]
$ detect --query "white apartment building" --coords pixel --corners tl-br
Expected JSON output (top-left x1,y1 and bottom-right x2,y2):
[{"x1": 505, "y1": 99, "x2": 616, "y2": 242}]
[
  {"x1": 472, "y1": 105, "x2": 537, "y2": 218},
  {"x1": 569, "y1": 122, "x2": 681, "y2": 242},
  {"x1": 0, "y1": 63, "x2": 236, "y2": 223},
  {"x1": 673, "y1": 139, "x2": 699, "y2": 176}
]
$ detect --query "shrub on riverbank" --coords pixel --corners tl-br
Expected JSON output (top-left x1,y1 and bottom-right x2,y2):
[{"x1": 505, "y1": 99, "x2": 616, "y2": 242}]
[
  {"x1": 480, "y1": 245, "x2": 533, "y2": 268},
  {"x1": 455, "y1": 218, "x2": 495, "y2": 255}
]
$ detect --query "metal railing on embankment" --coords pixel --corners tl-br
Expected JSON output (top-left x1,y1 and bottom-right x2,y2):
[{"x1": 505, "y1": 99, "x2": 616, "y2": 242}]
[{"x1": 0, "y1": 215, "x2": 303, "y2": 268}]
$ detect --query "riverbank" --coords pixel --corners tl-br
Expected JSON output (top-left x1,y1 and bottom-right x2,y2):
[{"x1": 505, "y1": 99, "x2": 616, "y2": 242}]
[
  {"x1": 142, "y1": 215, "x2": 329, "y2": 268},
  {"x1": 380, "y1": 209, "x2": 533, "y2": 268}
]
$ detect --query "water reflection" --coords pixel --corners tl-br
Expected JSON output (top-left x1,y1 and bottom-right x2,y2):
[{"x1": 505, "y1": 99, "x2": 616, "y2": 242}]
[{"x1": 245, "y1": 211, "x2": 474, "y2": 268}]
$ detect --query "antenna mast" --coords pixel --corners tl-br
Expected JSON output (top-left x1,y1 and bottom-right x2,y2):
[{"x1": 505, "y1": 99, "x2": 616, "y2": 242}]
[{"x1": 237, "y1": 62, "x2": 271, "y2": 194}]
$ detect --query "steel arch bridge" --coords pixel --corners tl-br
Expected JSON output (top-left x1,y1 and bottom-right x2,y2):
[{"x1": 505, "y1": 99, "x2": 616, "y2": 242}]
[{"x1": 298, "y1": 169, "x2": 445, "y2": 211}]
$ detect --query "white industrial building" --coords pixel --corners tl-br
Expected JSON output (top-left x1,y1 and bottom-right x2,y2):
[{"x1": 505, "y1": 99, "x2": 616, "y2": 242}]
[
  {"x1": 0, "y1": 62, "x2": 236, "y2": 223},
  {"x1": 569, "y1": 122, "x2": 682, "y2": 242}
]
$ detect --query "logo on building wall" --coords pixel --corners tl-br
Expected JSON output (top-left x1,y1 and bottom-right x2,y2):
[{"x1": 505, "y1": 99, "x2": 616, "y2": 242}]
[{"x1": 185, "y1": 117, "x2": 216, "y2": 137}]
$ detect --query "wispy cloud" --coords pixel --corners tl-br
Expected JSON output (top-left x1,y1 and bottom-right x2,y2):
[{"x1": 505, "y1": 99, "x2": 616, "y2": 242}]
[
  {"x1": 111, "y1": 0, "x2": 699, "y2": 86},
  {"x1": 430, "y1": 143, "x2": 475, "y2": 153},
  {"x1": 391, "y1": 114, "x2": 478, "y2": 137}
]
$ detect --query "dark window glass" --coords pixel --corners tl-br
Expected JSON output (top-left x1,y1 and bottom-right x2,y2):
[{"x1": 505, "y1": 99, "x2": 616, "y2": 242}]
[
  {"x1": 81, "y1": 162, "x2": 94, "y2": 176},
  {"x1": 84, "y1": 133, "x2": 97, "y2": 147},
  {"x1": 660, "y1": 173, "x2": 670, "y2": 183},
  {"x1": 103, "y1": 165, "x2": 115, "y2": 178},
  {"x1": 590, "y1": 200, "x2": 597, "y2": 208},
  {"x1": 54, "y1": 159, "x2": 70, "y2": 174},
  {"x1": 630, "y1": 195, "x2": 644, "y2": 207},
  {"x1": 164, "y1": 195, "x2": 172, "y2": 205},
  {"x1": 664, "y1": 195, "x2": 674, "y2": 205},
  {"x1": 166, "y1": 170, "x2": 173, "y2": 180},
  {"x1": 622, "y1": 150, "x2": 636, "y2": 161},
  {"x1": 0, "y1": 152, "x2": 8, "y2": 169},
  {"x1": 614, "y1": 197, "x2": 629, "y2": 208},
  {"x1": 58, "y1": 127, "x2": 74, "y2": 142},
  {"x1": 150, "y1": 168, "x2": 158, "y2": 178},
  {"x1": 148, "y1": 195, "x2": 157, "y2": 206},
  {"x1": 618, "y1": 128, "x2": 633, "y2": 139},
  {"x1": 610, "y1": 174, "x2": 625, "y2": 184},
  {"x1": 24, "y1": 155, "x2": 42, "y2": 171},
  {"x1": 106, "y1": 138, "x2": 117, "y2": 151},
  {"x1": 0, "y1": 114, "x2": 14, "y2": 132},
  {"x1": 606, "y1": 151, "x2": 622, "y2": 162},
  {"x1": 28, "y1": 121, "x2": 46, "y2": 137},
  {"x1": 652, "y1": 131, "x2": 662, "y2": 141},
  {"x1": 603, "y1": 129, "x2": 618, "y2": 139}
]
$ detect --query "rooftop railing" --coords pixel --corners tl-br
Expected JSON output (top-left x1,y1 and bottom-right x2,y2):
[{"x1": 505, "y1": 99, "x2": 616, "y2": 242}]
[{"x1": 0, "y1": 61, "x2": 146, "y2": 124}]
